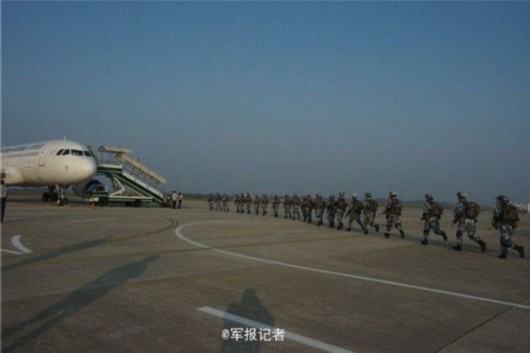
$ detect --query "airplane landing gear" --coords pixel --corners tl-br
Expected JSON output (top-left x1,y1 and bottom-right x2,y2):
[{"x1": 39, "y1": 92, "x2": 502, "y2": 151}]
[{"x1": 43, "y1": 185, "x2": 69, "y2": 205}]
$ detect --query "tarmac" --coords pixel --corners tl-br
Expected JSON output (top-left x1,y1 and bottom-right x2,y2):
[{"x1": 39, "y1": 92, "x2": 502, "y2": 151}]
[{"x1": 2, "y1": 193, "x2": 529, "y2": 353}]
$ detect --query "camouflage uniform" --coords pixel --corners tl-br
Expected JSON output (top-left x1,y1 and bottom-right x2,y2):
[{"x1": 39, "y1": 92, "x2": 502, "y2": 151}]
[
  {"x1": 335, "y1": 192, "x2": 348, "y2": 230},
  {"x1": 283, "y1": 194, "x2": 292, "y2": 219},
  {"x1": 326, "y1": 195, "x2": 336, "y2": 228},
  {"x1": 420, "y1": 194, "x2": 447, "y2": 245},
  {"x1": 234, "y1": 194, "x2": 241, "y2": 213},
  {"x1": 384, "y1": 192, "x2": 405, "y2": 239},
  {"x1": 345, "y1": 194, "x2": 367, "y2": 234},
  {"x1": 271, "y1": 195, "x2": 281, "y2": 217},
  {"x1": 492, "y1": 195, "x2": 525, "y2": 259},
  {"x1": 253, "y1": 194, "x2": 261, "y2": 215},
  {"x1": 292, "y1": 194, "x2": 301, "y2": 220},
  {"x1": 313, "y1": 194, "x2": 326, "y2": 226},
  {"x1": 302, "y1": 194, "x2": 314, "y2": 224},
  {"x1": 261, "y1": 194, "x2": 269, "y2": 216},
  {"x1": 362, "y1": 192, "x2": 380, "y2": 232},
  {"x1": 452, "y1": 192, "x2": 486, "y2": 253},
  {"x1": 244, "y1": 193, "x2": 252, "y2": 214},
  {"x1": 215, "y1": 193, "x2": 222, "y2": 211},
  {"x1": 207, "y1": 193, "x2": 214, "y2": 210},
  {"x1": 222, "y1": 194, "x2": 230, "y2": 212}
]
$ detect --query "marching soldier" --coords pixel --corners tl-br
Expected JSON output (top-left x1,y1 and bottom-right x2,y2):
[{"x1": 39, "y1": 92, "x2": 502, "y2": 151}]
[
  {"x1": 420, "y1": 194, "x2": 447, "y2": 245},
  {"x1": 492, "y1": 195, "x2": 525, "y2": 259},
  {"x1": 384, "y1": 192, "x2": 405, "y2": 239},
  {"x1": 335, "y1": 192, "x2": 348, "y2": 230},
  {"x1": 345, "y1": 194, "x2": 367, "y2": 234},
  {"x1": 313, "y1": 193, "x2": 326, "y2": 226},
  {"x1": 292, "y1": 194, "x2": 301, "y2": 220},
  {"x1": 452, "y1": 192, "x2": 486, "y2": 253},
  {"x1": 362, "y1": 192, "x2": 380, "y2": 233},
  {"x1": 283, "y1": 194, "x2": 292, "y2": 219},
  {"x1": 302, "y1": 194, "x2": 314, "y2": 224},
  {"x1": 326, "y1": 195, "x2": 336, "y2": 228},
  {"x1": 244, "y1": 193, "x2": 252, "y2": 214},
  {"x1": 253, "y1": 194, "x2": 261, "y2": 215},
  {"x1": 261, "y1": 194, "x2": 269, "y2": 216},
  {"x1": 272, "y1": 195, "x2": 281, "y2": 217},
  {"x1": 222, "y1": 193, "x2": 230, "y2": 212}
]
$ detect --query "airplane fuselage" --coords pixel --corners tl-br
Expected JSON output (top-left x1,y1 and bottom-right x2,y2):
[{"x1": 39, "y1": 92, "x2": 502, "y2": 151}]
[{"x1": 0, "y1": 140, "x2": 97, "y2": 187}]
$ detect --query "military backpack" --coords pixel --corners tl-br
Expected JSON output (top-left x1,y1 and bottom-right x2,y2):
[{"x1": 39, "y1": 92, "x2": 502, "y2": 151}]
[
  {"x1": 503, "y1": 204, "x2": 520, "y2": 224},
  {"x1": 464, "y1": 202, "x2": 481, "y2": 219}
]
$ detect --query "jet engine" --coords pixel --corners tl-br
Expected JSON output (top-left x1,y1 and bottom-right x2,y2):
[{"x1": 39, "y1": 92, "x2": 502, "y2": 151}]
[{"x1": 72, "y1": 179, "x2": 103, "y2": 198}]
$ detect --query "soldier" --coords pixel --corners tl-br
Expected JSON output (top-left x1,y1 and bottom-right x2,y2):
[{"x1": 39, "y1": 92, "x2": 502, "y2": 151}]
[
  {"x1": 271, "y1": 195, "x2": 281, "y2": 217},
  {"x1": 335, "y1": 192, "x2": 348, "y2": 230},
  {"x1": 207, "y1": 193, "x2": 214, "y2": 210},
  {"x1": 222, "y1": 193, "x2": 230, "y2": 212},
  {"x1": 244, "y1": 193, "x2": 252, "y2": 214},
  {"x1": 313, "y1": 193, "x2": 326, "y2": 226},
  {"x1": 283, "y1": 194, "x2": 292, "y2": 219},
  {"x1": 261, "y1": 194, "x2": 269, "y2": 216},
  {"x1": 253, "y1": 194, "x2": 261, "y2": 215},
  {"x1": 292, "y1": 194, "x2": 301, "y2": 220},
  {"x1": 420, "y1": 194, "x2": 447, "y2": 245},
  {"x1": 215, "y1": 192, "x2": 222, "y2": 211},
  {"x1": 452, "y1": 192, "x2": 486, "y2": 253},
  {"x1": 302, "y1": 194, "x2": 314, "y2": 224},
  {"x1": 234, "y1": 194, "x2": 241, "y2": 213},
  {"x1": 362, "y1": 192, "x2": 380, "y2": 233},
  {"x1": 345, "y1": 194, "x2": 367, "y2": 234},
  {"x1": 492, "y1": 195, "x2": 525, "y2": 259},
  {"x1": 383, "y1": 192, "x2": 405, "y2": 239},
  {"x1": 326, "y1": 195, "x2": 336, "y2": 228}
]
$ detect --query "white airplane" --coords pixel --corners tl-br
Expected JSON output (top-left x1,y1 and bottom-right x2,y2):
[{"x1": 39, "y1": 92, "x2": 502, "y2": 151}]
[{"x1": 0, "y1": 139, "x2": 98, "y2": 204}]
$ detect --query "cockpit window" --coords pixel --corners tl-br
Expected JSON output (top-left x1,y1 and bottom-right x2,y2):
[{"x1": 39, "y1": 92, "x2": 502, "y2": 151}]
[
  {"x1": 62, "y1": 149, "x2": 70, "y2": 155},
  {"x1": 83, "y1": 151, "x2": 93, "y2": 157},
  {"x1": 71, "y1": 149, "x2": 83, "y2": 156},
  {"x1": 56, "y1": 149, "x2": 64, "y2": 156}
]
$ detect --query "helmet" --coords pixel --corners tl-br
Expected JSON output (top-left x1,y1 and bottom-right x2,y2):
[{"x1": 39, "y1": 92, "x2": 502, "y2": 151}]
[
  {"x1": 365, "y1": 192, "x2": 372, "y2": 198},
  {"x1": 389, "y1": 191, "x2": 397, "y2": 198},
  {"x1": 425, "y1": 193, "x2": 433, "y2": 200},
  {"x1": 496, "y1": 195, "x2": 509, "y2": 204},
  {"x1": 351, "y1": 193, "x2": 358, "y2": 199},
  {"x1": 457, "y1": 192, "x2": 468, "y2": 200},
  {"x1": 339, "y1": 192, "x2": 345, "y2": 197}
]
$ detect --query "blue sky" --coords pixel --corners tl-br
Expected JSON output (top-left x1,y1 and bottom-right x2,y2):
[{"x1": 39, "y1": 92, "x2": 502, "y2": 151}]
[{"x1": 2, "y1": 1, "x2": 529, "y2": 204}]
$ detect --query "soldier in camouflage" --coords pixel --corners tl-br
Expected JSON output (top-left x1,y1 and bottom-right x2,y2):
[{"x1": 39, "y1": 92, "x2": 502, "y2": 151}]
[
  {"x1": 283, "y1": 194, "x2": 292, "y2": 219},
  {"x1": 362, "y1": 192, "x2": 380, "y2": 233},
  {"x1": 272, "y1": 195, "x2": 281, "y2": 218},
  {"x1": 452, "y1": 192, "x2": 486, "y2": 253},
  {"x1": 313, "y1": 193, "x2": 326, "y2": 226},
  {"x1": 253, "y1": 194, "x2": 261, "y2": 215},
  {"x1": 292, "y1": 194, "x2": 301, "y2": 220},
  {"x1": 384, "y1": 192, "x2": 405, "y2": 239},
  {"x1": 326, "y1": 195, "x2": 336, "y2": 228},
  {"x1": 261, "y1": 194, "x2": 269, "y2": 216},
  {"x1": 420, "y1": 194, "x2": 447, "y2": 245},
  {"x1": 345, "y1": 194, "x2": 368, "y2": 234},
  {"x1": 492, "y1": 195, "x2": 525, "y2": 259},
  {"x1": 335, "y1": 192, "x2": 348, "y2": 230}
]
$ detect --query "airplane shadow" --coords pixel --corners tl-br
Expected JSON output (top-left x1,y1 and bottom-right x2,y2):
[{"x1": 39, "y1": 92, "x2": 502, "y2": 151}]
[
  {"x1": 221, "y1": 288, "x2": 275, "y2": 353},
  {"x1": 2, "y1": 237, "x2": 110, "y2": 273},
  {"x1": 1, "y1": 254, "x2": 160, "y2": 352}
]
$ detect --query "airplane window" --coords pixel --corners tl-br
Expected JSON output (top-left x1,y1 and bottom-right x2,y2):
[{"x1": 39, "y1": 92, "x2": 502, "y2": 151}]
[
  {"x1": 83, "y1": 151, "x2": 93, "y2": 157},
  {"x1": 56, "y1": 149, "x2": 64, "y2": 156},
  {"x1": 62, "y1": 149, "x2": 70, "y2": 155},
  {"x1": 72, "y1": 150, "x2": 83, "y2": 156}
]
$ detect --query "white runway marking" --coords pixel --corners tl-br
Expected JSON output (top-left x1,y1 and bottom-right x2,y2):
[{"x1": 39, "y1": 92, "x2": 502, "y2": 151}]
[
  {"x1": 198, "y1": 306, "x2": 354, "y2": 353},
  {"x1": 1, "y1": 235, "x2": 33, "y2": 254},
  {"x1": 176, "y1": 221, "x2": 530, "y2": 311},
  {"x1": 67, "y1": 217, "x2": 116, "y2": 224}
]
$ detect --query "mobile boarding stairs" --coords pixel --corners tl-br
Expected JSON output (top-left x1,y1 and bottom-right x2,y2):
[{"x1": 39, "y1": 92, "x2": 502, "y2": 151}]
[{"x1": 86, "y1": 146, "x2": 167, "y2": 207}]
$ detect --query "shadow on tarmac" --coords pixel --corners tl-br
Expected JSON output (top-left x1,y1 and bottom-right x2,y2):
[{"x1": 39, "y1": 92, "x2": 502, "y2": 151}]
[
  {"x1": 2, "y1": 237, "x2": 111, "y2": 273},
  {"x1": 221, "y1": 288, "x2": 275, "y2": 353},
  {"x1": 1, "y1": 254, "x2": 160, "y2": 353}
]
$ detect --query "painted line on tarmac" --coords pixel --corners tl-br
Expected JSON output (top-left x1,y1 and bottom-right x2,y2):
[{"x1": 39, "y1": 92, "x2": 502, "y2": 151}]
[
  {"x1": 176, "y1": 221, "x2": 530, "y2": 311},
  {"x1": 1, "y1": 235, "x2": 33, "y2": 255},
  {"x1": 198, "y1": 306, "x2": 354, "y2": 353},
  {"x1": 67, "y1": 217, "x2": 116, "y2": 224}
]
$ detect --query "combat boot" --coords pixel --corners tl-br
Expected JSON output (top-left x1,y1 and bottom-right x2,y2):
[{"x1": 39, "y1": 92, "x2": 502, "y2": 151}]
[
  {"x1": 399, "y1": 229, "x2": 405, "y2": 239},
  {"x1": 337, "y1": 223, "x2": 343, "y2": 230},
  {"x1": 514, "y1": 245, "x2": 525, "y2": 259},
  {"x1": 421, "y1": 239, "x2": 428, "y2": 245},
  {"x1": 375, "y1": 225, "x2": 380, "y2": 233},
  {"x1": 384, "y1": 232, "x2": 390, "y2": 239},
  {"x1": 498, "y1": 253, "x2": 507, "y2": 259},
  {"x1": 452, "y1": 244, "x2": 462, "y2": 251},
  {"x1": 478, "y1": 240, "x2": 487, "y2": 253},
  {"x1": 363, "y1": 228, "x2": 368, "y2": 235},
  {"x1": 440, "y1": 231, "x2": 448, "y2": 241}
]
